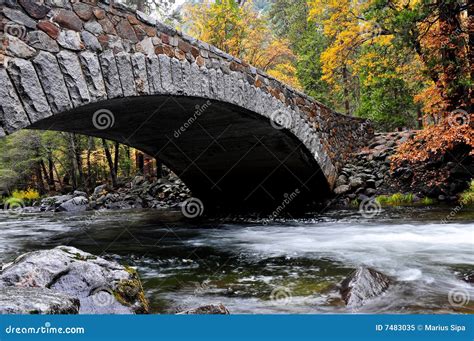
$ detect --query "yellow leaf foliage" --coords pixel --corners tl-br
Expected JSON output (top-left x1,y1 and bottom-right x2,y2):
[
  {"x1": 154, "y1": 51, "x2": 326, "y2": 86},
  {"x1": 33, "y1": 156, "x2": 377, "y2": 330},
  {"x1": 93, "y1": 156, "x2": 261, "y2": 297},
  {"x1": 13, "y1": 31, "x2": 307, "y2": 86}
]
[{"x1": 182, "y1": 0, "x2": 300, "y2": 87}]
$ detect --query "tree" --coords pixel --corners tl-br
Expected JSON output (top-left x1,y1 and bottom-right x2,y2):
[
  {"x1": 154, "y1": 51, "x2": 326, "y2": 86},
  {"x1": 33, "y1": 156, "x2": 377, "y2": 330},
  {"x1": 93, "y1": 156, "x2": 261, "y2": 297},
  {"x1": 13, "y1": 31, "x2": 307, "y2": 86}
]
[{"x1": 183, "y1": 0, "x2": 300, "y2": 88}]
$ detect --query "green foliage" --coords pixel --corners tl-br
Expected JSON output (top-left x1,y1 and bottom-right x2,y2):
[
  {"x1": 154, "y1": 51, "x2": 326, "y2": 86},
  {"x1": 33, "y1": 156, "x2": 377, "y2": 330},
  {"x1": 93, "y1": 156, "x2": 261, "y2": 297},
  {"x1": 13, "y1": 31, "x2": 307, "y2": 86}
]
[
  {"x1": 0, "y1": 130, "x2": 143, "y2": 194},
  {"x1": 269, "y1": 0, "x2": 334, "y2": 106},
  {"x1": 459, "y1": 181, "x2": 474, "y2": 206},
  {"x1": 356, "y1": 76, "x2": 420, "y2": 130},
  {"x1": 420, "y1": 197, "x2": 435, "y2": 206},
  {"x1": 2, "y1": 189, "x2": 41, "y2": 206},
  {"x1": 375, "y1": 193, "x2": 435, "y2": 206}
]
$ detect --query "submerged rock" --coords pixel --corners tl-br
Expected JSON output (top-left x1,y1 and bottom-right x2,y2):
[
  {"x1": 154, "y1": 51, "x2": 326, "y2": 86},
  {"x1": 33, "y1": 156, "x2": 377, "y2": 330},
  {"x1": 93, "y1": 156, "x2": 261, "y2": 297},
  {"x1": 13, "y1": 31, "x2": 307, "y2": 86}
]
[
  {"x1": 0, "y1": 246, "x2": 149, "y2": 314},
  {"x1": 340, "y1": 267, "x2": 391, "y2": 307},
  {"x1": 0, "y1": 287, "x2": 79, "y2": 314},
  {"x1": 177, "y1": 304, "x2": 230, "y2": 315}
]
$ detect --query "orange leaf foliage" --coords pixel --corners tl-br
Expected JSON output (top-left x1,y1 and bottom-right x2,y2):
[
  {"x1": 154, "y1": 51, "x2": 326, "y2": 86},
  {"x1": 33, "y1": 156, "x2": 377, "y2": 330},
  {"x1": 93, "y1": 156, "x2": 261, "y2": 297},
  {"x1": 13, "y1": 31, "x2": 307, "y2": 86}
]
[{"x1": 392, "y1": 116, "x2": 474, "y2": 168}]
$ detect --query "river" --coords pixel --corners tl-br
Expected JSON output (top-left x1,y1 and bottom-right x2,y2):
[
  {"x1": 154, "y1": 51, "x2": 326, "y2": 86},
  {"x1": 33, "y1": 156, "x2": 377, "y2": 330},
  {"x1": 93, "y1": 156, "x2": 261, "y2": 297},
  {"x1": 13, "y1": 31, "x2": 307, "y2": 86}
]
[{"x1": 0, "y1": 206, "x2": 473, "y2": 314}]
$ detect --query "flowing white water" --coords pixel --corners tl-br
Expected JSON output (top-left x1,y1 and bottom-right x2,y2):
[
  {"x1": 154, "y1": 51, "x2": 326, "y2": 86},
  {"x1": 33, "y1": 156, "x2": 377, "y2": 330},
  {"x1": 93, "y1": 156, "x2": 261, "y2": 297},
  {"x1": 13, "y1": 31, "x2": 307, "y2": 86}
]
[
  {"x1": 189, "y1": 222, "x2": 474, "y2": 274},
  {"x1": 0, "y1": 208, "x2": 472, "y2": 314}
]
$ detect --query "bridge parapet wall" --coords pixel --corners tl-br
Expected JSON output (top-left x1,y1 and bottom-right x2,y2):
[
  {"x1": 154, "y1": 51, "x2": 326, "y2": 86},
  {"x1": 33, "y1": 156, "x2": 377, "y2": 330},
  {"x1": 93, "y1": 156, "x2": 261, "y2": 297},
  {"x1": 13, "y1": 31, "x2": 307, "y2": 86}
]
[{"x1": 0, "y1": 0, "x2": 373, "y2": 188}]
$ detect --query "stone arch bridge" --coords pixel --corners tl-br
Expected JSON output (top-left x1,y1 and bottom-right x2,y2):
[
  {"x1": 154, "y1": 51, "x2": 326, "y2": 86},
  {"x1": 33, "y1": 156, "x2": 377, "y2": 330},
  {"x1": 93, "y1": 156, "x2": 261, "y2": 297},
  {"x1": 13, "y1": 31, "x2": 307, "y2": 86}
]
[{"x1": 0, "y1": 0, "x2": 373, "y2": 210}]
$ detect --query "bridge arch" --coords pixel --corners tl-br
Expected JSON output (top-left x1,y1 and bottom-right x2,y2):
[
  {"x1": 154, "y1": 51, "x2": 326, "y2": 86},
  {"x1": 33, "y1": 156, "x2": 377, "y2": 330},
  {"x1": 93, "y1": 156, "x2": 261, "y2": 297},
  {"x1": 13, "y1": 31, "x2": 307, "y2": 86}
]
[{"x1": 0, "y1": 0, "x2": 372, "y2": 210}]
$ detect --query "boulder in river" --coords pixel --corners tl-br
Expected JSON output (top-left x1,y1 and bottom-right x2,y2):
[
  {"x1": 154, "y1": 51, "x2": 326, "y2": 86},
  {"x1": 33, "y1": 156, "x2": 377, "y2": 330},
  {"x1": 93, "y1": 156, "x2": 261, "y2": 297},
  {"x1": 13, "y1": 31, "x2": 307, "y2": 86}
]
[
  {"x1": 40, "y1": 194, "x2": 73, "y2": 211},
  {"x1": 0, "y1": 246, "x2": 149, "y2": 314},
  {"x1": 177, "y1": 304, "x2": 230, "y2": 315},
  {"x1": 340, "y1": 267, "x2": 391, "y2": 307},
  {"x1": 57, "y1": 196, "x2": 89, "y2": 212},
  {"x1": 0, "y1": 286, "x2": 79, "y2": 314}
]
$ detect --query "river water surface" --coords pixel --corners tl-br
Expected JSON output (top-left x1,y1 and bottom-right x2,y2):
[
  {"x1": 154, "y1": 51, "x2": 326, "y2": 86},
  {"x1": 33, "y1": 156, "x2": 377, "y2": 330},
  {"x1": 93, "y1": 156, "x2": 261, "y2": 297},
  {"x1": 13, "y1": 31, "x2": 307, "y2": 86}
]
[{"x1": 0, "y1": 207, "x2": 473, "y2": 314}]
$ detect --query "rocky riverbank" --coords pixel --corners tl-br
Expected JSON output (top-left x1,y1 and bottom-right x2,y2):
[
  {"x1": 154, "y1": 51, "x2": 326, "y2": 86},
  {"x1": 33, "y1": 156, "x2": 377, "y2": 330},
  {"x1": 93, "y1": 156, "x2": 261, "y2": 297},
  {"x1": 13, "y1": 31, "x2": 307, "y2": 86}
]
[
  {"x1": 38, "y1": 171, "x2": 190, "y2": 213},
  {"x1": 0, "y1": 247, "x2": 232, "y2": 315},
  {"x1": 328, "y1": 130, "x2": 472, "y2": 208},
  {"x1": 0, "y1": 246, "x2": 149, "y2": 314},
  {"x1": 0, "y1": 246, "x2": 405, "y2": 314}
]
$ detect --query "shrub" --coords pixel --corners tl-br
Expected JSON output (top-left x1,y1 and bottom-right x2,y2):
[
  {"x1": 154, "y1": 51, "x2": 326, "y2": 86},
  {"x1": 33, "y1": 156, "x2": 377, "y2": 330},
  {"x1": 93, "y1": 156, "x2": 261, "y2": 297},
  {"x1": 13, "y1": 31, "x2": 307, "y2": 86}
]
[
  {"x1": 375, "y1": 193, "x2": 434, "y2": 206},
  {"x1": 5, "y1": 189, "x2": 41, "y2": 205},
  {"x1": 459, "y1": 181, "x2": 474, "y2": 206}
]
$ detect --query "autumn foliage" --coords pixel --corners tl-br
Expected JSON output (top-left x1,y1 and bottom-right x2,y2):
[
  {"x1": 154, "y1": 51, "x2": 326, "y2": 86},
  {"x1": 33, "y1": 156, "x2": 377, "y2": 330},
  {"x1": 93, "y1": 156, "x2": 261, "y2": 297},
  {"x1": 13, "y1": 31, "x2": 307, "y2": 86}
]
[{"x1": 182, "y1": 0, "x2": 300, "y2": 88}]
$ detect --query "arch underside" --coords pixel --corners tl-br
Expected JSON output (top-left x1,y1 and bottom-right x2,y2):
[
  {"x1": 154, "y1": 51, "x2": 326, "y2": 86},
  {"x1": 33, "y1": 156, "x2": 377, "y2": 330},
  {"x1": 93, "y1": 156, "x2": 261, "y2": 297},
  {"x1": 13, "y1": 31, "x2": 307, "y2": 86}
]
[{"x1": 29, "y1": 95, "x2": 330, "y2": 211}]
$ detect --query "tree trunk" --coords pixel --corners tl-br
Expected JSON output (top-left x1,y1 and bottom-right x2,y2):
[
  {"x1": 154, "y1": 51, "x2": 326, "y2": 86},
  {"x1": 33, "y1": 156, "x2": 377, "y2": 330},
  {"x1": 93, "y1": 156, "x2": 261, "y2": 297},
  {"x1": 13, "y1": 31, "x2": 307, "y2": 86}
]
[
  {"x1": 47, "y1": 153, "x2": 55, "y2": 191},
  {"x1": 417, "y1": 108, "x2": 423, "y2": 129},
  {"x1": 40, "y1": 160, "x2": 51, "y2": 192},
  {"x1": 114, "y1": 141, "x2": 120, "y2": 180},
  {"x1": 156, "y1": 159, "x2": 163, "y2": 178},
  {"x1": 35, "y1": 162, "x2": 46, "y2": 195},
  {"x1": 86, "y1": 137, "x2": 94, "y2": 191},
  {"x1": 467, "y1": 0, "x2": 473, "y2": 108},
  {"x1": 53, "y1": 163, "x2": 63, "y2": 190},
  {"x1": 136, "y1": 152, "x2": 144, "y2": 175},
  {"x1": 436, "y1": 0, "x2": 468, "y2": 113},
  {"x1": 342, "y1": 65, "x2": 351, "y2": 116},
  {"x1": 125, "y1": 146, "x2": 131, "y2": 177},
  {"x1": 68, "y1": 133, "x2": 79, "y2": 189},
  {"x1": 102, "y1": 139, "x2": 118, "y2": 188}
]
